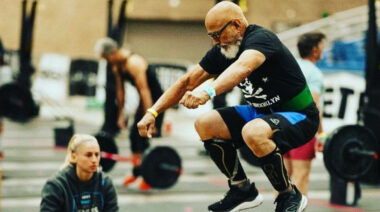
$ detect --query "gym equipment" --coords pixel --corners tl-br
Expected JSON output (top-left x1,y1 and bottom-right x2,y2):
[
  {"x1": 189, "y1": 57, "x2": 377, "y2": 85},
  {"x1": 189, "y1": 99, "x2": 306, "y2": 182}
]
[
  {"x1": 18, "y1": 0, "x2": 38, "y2": 88},
  {"x1": 108, "y1": 0, "x2": 128, "y2": 44},
  {"x1": 239, "y1": 124, "x2": 379, "y2": 183},
  {"x1": 323, "y1": 125, "x2": 379, "y2": 181},
  {"x1": 95, "y1": 131, "x2": 182, "y2": 189},
  {"x1": 140, "y1": 146, "x2": 182, "y2": 188},
  {"x1": 69, "y1": 59, "x2": 98, "y2": 96},
  {"x1": 0, "y1": 82, "x2": 39, "y2": 122},
  {"x1": 54, "y1": 118, "x2": 74, "y2": 148},
  {"x1": 0, "y1": 0, "x2": 40, "y2": 123}
]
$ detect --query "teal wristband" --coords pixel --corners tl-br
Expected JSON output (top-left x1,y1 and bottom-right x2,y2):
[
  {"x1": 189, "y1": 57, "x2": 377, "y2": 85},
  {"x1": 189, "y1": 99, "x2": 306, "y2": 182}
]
[{"x1": 203, "y1": 85, "x2": 216, "y2": 98}]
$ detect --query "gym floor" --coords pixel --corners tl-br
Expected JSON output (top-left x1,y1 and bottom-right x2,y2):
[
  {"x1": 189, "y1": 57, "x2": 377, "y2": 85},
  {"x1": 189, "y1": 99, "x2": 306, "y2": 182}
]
[{"x1": 1, "y1": 100, "x2": 380, "y2": 212}]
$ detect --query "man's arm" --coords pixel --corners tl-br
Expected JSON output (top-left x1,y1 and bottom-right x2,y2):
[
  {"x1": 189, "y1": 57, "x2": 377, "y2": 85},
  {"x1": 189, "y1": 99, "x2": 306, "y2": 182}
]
[
  {"x1": 134, "y1": 73, "x2": 153, "y2": 111},
  {"x1": 151, "y1": 64, "x2": 213, "y2": 113},
  {"x1": 112, "y1": 65, "x2": 126, "y2": 128},
  {"x1": 127, "y1": 57, "x2": 153, "y2": 112},
  {"x1": 211, "y1": 49, "x2": 266, "y2": 95},
  {"x1": 137, "y1": 64, "x2": 212, "y2": 138},
  {"x1": 312, "y1": 91, "x2": 325, "y2": 152},
  {"x1": 312, "y1": 92, "x2": 323, "y2": 134},
  {"x1": 178, "y1": 49, "x2": 266, "y2": 109}
]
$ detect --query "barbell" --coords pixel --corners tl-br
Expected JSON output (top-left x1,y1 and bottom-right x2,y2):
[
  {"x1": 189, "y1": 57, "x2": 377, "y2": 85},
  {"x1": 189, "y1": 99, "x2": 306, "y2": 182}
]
[
  {"x1": 323, "y1": 125, "x2": 379, "y2": 181},
  {"x1": 239, "y1": 124, "x2": 379, "y2": 182},
  {"x1": 95, "y1": 131, "x2": 182, "y2": 189},
  {"x1": 0, "y1": 82, "x2": 39, "y2": 122}
]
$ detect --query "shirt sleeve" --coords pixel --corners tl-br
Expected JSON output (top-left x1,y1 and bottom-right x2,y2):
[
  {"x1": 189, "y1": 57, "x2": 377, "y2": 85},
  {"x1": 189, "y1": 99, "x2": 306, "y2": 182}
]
[
  {"x1": 40, "y1": 181, "x2": 64, "y2": 212},
  {"x1": 199, "y1": 46, "x2": 221, "y2": 74},
  {"x1": 243, "y1": 30, "x2": 280, "y2": 59},
  {"x1": 103, "y1": 177, "x2": 119, "y2": 212}
]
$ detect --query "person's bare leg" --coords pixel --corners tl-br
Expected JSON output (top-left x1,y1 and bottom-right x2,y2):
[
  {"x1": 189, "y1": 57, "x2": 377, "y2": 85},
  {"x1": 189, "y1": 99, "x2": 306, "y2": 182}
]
[
  {"x1": 288, "y1": 160, "x2": 312, "y2": 195},
  {"x1": 195, "y1": 110, "x2": 231, "y2": 140},
  {"x1": 284, "y1": 158, "x2": 293, "y2": 177}
]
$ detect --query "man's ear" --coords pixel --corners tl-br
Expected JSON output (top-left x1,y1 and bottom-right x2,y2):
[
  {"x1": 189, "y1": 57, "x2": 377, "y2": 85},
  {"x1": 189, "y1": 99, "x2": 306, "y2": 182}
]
[
  {"x1": 232, "y1": 19, "x2": 244, "y2": 36},
  {"x1": 233, "y1": 19, "x2": 241, "y2": 28}
]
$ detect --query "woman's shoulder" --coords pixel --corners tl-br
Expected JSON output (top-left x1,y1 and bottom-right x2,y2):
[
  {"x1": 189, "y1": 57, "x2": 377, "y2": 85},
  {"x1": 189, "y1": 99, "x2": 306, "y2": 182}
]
[
  {"x1": 98, "y1": 171, "x2": 112, "y2": 181},
  {"x1": 46, "y1": 167, "x2": 73, "y2": 185},
  {"x1": 42, "y1": 171, "x2": 67, "y2": 194},
  {"x1": 97, "y1": 171, "x2": 115, "y2": 187}
]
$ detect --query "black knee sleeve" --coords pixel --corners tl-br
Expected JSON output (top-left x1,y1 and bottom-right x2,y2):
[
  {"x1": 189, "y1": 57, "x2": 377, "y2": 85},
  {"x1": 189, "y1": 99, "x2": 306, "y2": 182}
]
[
  {"x1": 259, "y1": 148, "x2": 290, "y2": 192},
  {"x1": 203, "y1": 139, "x2": 247, "y2": 184}
]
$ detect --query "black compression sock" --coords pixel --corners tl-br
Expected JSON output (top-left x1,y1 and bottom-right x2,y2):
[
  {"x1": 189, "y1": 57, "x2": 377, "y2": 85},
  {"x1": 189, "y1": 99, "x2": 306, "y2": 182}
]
[
  {"x1": 204, "y1": 139, "x2": 247, "y2": 184},
  {"x1": 259, "y1": 148, "x2": 290, "y2": 192}
]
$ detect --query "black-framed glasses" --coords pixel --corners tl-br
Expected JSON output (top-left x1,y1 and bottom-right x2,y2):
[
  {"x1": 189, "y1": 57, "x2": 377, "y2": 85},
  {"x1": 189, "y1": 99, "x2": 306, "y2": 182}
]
[{"x1": 207, "y1": 21, "x2": 232, "y2": 40}]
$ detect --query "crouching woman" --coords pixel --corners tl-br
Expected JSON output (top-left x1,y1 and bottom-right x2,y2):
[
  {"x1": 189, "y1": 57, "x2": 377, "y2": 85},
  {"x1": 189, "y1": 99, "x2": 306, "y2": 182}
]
[{"x1": 40, "y1": 134, "x2": 118, "y2": 212}]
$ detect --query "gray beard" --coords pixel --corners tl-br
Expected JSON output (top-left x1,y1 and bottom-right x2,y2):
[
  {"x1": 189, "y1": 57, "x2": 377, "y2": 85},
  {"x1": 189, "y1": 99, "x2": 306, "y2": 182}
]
[{"x1": 220, "y1": 41, "x2": 241, "y2": 59}]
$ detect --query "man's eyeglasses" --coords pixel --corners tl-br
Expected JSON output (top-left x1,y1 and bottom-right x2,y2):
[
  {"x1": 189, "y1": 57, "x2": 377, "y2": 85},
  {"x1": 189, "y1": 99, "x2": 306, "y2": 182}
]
[{"x1": 207, "y1": 21, "x2": 232, "y2": 40}]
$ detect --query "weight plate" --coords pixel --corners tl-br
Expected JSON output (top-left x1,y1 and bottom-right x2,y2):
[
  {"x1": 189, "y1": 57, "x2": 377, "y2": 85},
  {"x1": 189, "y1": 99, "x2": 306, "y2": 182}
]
[
  {"x1": 0, "y1": 82, "x2": 39, "y2": 122},
  {"x1": 141, "y1": 146, "x2": 181, "y2": 189},
  {"x1": 323, "y1": 125, "x2": 378, "y2": 181}
]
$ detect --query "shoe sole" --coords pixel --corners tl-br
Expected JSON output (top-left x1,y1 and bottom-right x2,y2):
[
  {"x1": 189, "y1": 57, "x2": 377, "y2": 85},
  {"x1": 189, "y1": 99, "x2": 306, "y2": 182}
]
[
  {"x1": 297, "y1": 195, "x2": 308, "y2": 212},
  {"x1": 230, "y1": 193, "x2": 264, "y2": 212}
]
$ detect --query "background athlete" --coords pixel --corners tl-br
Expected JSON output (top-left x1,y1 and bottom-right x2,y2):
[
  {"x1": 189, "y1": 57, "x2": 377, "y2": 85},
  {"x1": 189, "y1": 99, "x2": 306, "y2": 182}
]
[{"x1": 95, "y1": 38, "x2": 165, "y2": 190}]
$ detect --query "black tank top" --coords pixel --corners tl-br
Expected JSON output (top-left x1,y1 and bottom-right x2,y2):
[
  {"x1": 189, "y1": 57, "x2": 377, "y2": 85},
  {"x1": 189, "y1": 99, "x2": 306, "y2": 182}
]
[{"x1": 121, "y1": 64, "x2": 163, "y2": 93}]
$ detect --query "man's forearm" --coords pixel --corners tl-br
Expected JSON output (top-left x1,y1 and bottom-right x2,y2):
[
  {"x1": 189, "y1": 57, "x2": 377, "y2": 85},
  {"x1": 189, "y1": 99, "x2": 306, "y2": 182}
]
[
  {"x1": 116, "y1": 90, "x2": 125, "y2": 116},
  {"x1": 150, "y1": 78, "x2": 189, "y2": 114},
  {"x1": 211, "y1": 50, "x2": 263, "y2": 95},
  {"x1": 212, "y1": 61, "x2": 253, "y2": 95},
  {"x1": 149, "y1": 65, "x2": 211, "y2": 114},
  {"x1": 139, "y1": 88, "x2": 153, "y2": 111},
  {"x1": 113, "y1": 69, "x2": 125, "y2": 116}
]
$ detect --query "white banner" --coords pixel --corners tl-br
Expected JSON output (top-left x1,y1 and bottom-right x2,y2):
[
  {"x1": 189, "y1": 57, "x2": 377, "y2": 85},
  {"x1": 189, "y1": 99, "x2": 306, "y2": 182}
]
[{"x1": 322, "y1": 71, "x2": 365, "y2": 133}]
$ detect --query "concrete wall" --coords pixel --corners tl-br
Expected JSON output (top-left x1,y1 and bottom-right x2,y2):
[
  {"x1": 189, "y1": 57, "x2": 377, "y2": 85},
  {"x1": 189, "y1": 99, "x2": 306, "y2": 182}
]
[
  {"x1": 0, "y1": 0, "x2": 367, "y2": 64},
  {"x1": 124, "y1": 20, "x2": 211, "y2": 63},
  {"x1": 0, "y1": 0, "x2": 107, "y2": 58},
  {"x1": 246, "y1": 0, "x2": 367, "y2": 31}
]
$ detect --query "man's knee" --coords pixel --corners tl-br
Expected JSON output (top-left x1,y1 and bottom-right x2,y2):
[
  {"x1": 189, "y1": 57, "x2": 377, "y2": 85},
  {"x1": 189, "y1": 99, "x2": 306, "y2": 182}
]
[
  {"x1": 195, "y1": 110, "x2": 230, "y2": 140},
  {"x1": 241, "y1": 119, "x2": 270, "y2": 144},
  {"x1": 194, "y1": 115, "x2": 208, "y2": 135},
  {"x1": 241, "y1": 119, "x2": 275, "y2": 156}
]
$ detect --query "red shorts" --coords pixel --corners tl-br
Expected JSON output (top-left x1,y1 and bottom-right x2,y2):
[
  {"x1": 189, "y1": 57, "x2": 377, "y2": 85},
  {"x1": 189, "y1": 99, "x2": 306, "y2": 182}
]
[{"x1": 283, "y1": 137, "x2": 316, "y2": 160}]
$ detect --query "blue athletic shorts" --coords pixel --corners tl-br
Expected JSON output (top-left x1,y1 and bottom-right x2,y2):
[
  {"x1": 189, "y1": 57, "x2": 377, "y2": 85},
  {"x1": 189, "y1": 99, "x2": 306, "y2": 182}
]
[{"x1": 216, "y1": 104, "x2": 319, "y2": 153}]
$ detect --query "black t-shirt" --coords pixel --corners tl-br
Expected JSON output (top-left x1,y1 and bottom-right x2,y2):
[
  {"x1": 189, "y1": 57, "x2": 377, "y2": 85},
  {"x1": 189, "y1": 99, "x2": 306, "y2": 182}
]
[{"x1": 199, "y1": 25, "x2": 307, "y2": 113}]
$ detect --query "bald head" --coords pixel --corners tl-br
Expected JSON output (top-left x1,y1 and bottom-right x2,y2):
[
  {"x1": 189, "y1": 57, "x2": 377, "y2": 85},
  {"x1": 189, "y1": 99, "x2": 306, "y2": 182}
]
[{"x1": 205, "y1": 1, "x2": 248, "y2": 31}]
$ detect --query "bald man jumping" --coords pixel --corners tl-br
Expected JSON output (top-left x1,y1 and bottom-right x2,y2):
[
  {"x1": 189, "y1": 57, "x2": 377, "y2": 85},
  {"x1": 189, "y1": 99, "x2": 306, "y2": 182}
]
[{"x1": 137, "y1": 2, "x2": 318, "y2": 211}]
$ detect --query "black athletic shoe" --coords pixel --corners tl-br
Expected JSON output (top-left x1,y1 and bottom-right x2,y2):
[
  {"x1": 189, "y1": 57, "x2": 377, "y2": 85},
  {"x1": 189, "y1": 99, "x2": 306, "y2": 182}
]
[
  {"x1": 208, "y1": 182, "x2": 263, "y2": 212},
  {"x1": 274, "y1": 185, "x2": 307, "y2": 212}
]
